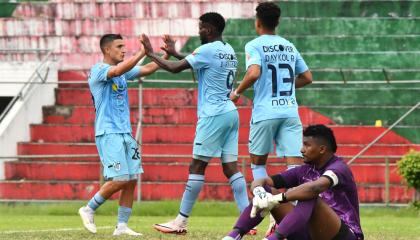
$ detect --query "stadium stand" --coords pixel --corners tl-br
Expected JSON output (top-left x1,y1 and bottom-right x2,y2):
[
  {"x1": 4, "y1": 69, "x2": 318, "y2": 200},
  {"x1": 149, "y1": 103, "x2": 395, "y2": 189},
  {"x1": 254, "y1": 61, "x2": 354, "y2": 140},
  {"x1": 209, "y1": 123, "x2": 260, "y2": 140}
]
[{"x1": 0, "y1": 0, "x2": 419, "y2": 203}]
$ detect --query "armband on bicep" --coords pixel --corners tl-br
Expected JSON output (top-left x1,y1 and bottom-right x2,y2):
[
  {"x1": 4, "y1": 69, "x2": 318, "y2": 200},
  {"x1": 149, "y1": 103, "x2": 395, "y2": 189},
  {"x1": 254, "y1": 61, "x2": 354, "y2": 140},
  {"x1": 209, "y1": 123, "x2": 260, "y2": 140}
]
[
  {"x1": 322, "y1": 170, "x2": 339, "y2": 187},
  {"x1": 271, "y1": 175, "x2": 288, "y2": 189}
]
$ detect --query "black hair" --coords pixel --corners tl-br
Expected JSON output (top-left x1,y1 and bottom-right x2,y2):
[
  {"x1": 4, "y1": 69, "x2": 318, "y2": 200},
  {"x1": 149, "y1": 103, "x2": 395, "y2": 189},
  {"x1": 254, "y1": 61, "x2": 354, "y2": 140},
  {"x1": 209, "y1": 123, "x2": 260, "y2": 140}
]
[
  {"x1": 303, "y1": 124, "x2": 337, "y2": 153},
  {"x1": 99, "y1": 34, "x2": 123, "y2": 52},
  {"x1": 256, "y1": 2, "x2": 281, "y2": 30},
  {"x1": 199, "y1": 12, "x2": 226, "y2": 35}
]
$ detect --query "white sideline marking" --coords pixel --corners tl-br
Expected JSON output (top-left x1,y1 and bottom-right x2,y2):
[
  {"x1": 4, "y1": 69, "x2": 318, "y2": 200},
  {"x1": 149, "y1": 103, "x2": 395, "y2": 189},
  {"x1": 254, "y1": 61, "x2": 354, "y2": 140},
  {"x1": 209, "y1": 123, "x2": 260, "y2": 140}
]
[{"x1": 0, "y1": 226, "x2": 113, "y2": 234}]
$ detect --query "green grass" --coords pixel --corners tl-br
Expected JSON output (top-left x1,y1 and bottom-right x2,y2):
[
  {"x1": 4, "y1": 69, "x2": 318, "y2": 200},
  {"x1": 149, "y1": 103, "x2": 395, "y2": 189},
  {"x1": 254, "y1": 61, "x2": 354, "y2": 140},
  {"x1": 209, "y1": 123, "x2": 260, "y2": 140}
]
[{"x1": 0, "y1": 201, "x2": 419, "y2": 240}]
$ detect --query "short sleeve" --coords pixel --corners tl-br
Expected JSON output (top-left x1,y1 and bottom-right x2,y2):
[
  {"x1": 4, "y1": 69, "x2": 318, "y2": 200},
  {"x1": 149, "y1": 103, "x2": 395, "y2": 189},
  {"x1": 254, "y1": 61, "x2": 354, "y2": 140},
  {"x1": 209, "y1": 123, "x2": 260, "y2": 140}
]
[
  {"x1": 245, "y1": 43, "x2": 261, "y2": 69},
  {"x1": 278, "y1": 166, "x2": 302, "y2": 188},
  {"x1": 90, "y1": 63, "x2": 111, "y2": 83},
  {"x1": 124, "y1": 66, "x2": 141, "y2": 80},
  {"x1": 295, "y1": 50, "x2": 308, "y2": 75},
  {"x1": 322, "y1": 162, "x2": 350, "y2": 188},
  {"x1": 185, "y1": 46, "x2": 210, "y2": 70}
]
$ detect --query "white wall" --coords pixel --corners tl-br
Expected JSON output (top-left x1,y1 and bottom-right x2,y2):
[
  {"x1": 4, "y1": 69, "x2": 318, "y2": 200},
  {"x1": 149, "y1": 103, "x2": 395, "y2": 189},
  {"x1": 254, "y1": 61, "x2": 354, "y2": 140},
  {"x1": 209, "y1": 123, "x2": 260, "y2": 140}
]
[
  {"x1": 0, "y1": 61, "x2": 57, "y2": 179},
  {"x1": 0, "y1": 61, "x2": 40, "y2": 96}
]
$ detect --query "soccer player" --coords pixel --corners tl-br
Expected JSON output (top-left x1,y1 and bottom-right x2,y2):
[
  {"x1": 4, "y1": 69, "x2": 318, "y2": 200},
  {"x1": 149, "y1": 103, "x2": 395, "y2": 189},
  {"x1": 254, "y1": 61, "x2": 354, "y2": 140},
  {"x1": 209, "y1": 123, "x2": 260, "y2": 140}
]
[
  {"x1": 140, "y1": 12, "x2": 249, "y2": 234},
  {"x1": 223, "y1": 124, "x2": 364, "y2": 240},
  {"x1": 78, "y1": 34, "x2": 166, "y2": 236},
  {"x1": 229, "y1": 2, "x2": 313, "y2": 234}
]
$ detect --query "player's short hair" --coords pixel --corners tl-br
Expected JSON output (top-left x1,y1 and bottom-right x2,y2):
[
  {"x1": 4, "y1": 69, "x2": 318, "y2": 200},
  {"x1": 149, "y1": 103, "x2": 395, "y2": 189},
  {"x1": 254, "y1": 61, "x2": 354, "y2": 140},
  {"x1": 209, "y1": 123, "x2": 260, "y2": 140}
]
[
  {"x1": 256, "y1": 2, "x2": 281, "y2": 30},
  {"x1": 303, "y1": 124, "x2": 337, "y2": 153},
  {"x1": 99, "y1": 34, "x2": 123, "y2": 53},
  {"x1": 199, "y1": 12, "x2": 225, "y2": 35}
]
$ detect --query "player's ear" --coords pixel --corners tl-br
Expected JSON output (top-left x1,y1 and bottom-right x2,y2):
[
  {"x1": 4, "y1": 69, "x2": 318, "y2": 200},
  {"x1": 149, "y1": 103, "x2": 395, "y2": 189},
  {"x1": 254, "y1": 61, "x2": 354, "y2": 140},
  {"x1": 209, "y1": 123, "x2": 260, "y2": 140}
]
[
  {"x1": 319, "y1": 145, "x2": 327, "y2": 154},
  {"x1": 255, "y1": 18, "x2": 261, "y2": 29}
]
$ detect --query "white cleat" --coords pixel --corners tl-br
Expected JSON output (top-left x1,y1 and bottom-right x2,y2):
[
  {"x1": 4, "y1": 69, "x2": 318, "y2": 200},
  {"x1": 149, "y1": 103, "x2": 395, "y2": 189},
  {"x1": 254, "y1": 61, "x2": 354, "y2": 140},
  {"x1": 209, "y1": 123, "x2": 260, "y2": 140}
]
[
  {"x1": 153, "y1": 219, "x2": 187, "y2": 235},
  {"x1": 113, "y1": 223, "x2": 143, "y2": 236},
  {"x1": 221, "y1": 237, "x2": 236, "y2": 240},
  {"x1": 78, "y1": 206, "x2": 97, "y2": 233}
]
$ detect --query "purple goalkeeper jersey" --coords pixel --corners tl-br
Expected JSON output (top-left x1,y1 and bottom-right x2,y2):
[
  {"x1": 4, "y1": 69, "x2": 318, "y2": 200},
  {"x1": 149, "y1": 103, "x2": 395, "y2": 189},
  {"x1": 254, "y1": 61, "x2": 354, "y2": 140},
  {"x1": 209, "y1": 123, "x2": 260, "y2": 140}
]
[{"x1": 280, "y1": 155, "x2": 364, "y2": 239}]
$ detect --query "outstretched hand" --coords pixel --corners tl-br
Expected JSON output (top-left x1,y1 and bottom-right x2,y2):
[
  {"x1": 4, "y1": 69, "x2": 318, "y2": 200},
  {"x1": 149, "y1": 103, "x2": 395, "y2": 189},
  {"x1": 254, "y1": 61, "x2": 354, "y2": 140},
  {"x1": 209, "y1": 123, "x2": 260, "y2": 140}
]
[
  {"x1": 140, "y1": 34, "x2": 154, "y2": 56},
  {"x1": 160, "y1": 35, "x2": 177, "y2": 56}
]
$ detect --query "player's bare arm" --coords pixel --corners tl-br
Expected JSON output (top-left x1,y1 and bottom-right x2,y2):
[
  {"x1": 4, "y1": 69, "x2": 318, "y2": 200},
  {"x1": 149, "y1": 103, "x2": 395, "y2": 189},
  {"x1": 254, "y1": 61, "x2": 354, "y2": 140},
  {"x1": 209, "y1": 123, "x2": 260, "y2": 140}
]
[
  {"x1": 141, "y1": 34, "x2": 190, "y2": 73},
  {"x1": 161, "y1": 35, "x2": 187, "y2": 60},
  {"x1": 107, "y1": 36, "x2": 145, "y2": 78},
  {"x1": 295, "y1": 70, "x2": 313, "y2": 88},
  {"x1": 230, "y1": 64, "x2": 261, "y2": 103},
  {"x1": 139, "y1": 53, "x2": 170, "y2": 77}
]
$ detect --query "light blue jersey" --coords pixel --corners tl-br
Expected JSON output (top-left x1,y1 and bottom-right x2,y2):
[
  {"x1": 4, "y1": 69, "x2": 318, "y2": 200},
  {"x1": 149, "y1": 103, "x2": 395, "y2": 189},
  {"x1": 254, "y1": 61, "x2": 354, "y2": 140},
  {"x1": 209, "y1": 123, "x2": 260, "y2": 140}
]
[
  {"x1": 185, "y1": 41, "x2": 237, "y2": 118},
  {"x1": 88, "y1": 63, "x2": 140, "y2": 136},
  {"x1": 245, "y1": 35, "x2": 308, "y2": 123}
]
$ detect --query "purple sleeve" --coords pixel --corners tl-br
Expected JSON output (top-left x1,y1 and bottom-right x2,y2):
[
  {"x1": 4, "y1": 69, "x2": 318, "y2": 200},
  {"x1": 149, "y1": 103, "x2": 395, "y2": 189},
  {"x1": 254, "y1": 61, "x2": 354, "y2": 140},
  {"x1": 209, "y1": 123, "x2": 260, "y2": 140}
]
[
  {"x1": 279, "y1": 166, "x2": 302, "y2": 188},
  {"x1": 323, "y1": 161, "x2": 352, "y2": 188}
]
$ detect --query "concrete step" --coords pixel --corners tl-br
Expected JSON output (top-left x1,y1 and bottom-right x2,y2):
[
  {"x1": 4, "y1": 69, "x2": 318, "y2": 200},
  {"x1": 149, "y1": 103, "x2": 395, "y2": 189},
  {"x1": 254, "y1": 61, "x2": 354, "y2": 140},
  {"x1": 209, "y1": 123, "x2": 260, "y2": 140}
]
[
  {"x1": 185, "y1": 35, "x2": 420, "y2": 53},
  {"x1": 13, "y1": 50, "x2": 420, "y2": 70},
  {"x1": 11, "y1": 1, "x2": 420, "y2": 19},
  {"x1": 2, "y1": 18, "x2": 419, "y2": 38},
  {"x1": 55, "y1": 88, "x2": 251, "y2": 107},
  {"x1": 297, "y1": 87, "x2": 420, "y2": 106},
  {"x1": 4, "y1": 161, "x2": 406, "y2": 185},
  {"x1": 29, "y1": 124, "x2": 411, "y2": 144},
  {"x1": 61, "y1": 68, "x2": 420, "y2": 82},
  {"x1": 226, "y1": 18, "x2": 420, "y2": 36},
  {"x1": 234, "y1": 51, "x2": 420, "y2": 69},
  {"x1": 0, "y1": 180, "x2": 414, "y2": 202},
  {"x1": 42, "y1": 105, "x2": 334, "y2": 126},
  {"x1": 18, "y1": 142, "x2": 419, "y2": 159}
]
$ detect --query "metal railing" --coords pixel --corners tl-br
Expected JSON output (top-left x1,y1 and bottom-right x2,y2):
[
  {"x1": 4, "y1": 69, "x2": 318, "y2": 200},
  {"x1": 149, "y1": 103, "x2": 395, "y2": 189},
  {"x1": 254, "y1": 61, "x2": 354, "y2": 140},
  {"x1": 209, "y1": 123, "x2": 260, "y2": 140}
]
[
  {"x1": 347, "y1": 101, "x2": 420, "y2": 165},
  {"x1": 0, "y1": 50, "x2": 53, "y2": 123}
]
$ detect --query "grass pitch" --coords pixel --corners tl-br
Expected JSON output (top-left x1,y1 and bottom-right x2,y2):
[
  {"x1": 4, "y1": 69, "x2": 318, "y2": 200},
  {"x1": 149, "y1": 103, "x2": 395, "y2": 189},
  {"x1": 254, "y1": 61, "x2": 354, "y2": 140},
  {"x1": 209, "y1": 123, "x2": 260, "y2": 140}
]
[{"x1": 0, "y1": 201, "x2": 419, "y2": 240}]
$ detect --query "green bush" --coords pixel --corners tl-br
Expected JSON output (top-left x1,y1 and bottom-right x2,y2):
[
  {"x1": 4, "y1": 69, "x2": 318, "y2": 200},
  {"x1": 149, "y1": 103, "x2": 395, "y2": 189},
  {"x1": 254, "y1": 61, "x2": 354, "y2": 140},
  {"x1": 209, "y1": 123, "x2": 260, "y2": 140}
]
[{"x1": 397, "y1": 150, "x2": 420, "y2": 190}]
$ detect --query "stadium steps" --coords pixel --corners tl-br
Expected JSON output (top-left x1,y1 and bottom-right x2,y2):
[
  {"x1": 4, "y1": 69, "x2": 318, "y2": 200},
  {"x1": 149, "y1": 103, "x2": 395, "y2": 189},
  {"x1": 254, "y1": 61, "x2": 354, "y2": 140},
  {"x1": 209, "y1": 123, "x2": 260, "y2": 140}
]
[
  {"x1": 2, "y1": 161, "x2": 409, "y2": 185},
  {"x1": 17, "y1": 142, "x2": 420, "y2": 161},
  {"x1": 0, "y1": 180, "x2": 414, "y2": 203},
  {"x1": 6, "y1": 1, "x2": 420, "y2": 19},
  {"x1": 28, "y1": 124, "x2": 410, "y2": 144},
  {"x1": 42, "y1": 105, "x2": 333, "y2": 125},
  {"x1": 0, "y1": 0, "x2": 419, "y2": 202},
  {"x1": 3, "y1": 85, "x2": 417, "y2": 202}
]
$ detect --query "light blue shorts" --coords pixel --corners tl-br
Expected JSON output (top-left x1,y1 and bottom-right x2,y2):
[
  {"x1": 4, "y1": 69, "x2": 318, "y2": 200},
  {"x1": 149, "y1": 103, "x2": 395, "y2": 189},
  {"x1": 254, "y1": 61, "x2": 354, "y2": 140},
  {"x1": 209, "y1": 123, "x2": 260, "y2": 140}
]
[
  {"x1": 193, "y1": 110, "x2": 239, "y2": 163},
  {"x1": 249, "y1": 117, "x2": 303, "y2": 157},
  {"x1": 96, "y1": 133, "x2": 143, "y2": 181}
]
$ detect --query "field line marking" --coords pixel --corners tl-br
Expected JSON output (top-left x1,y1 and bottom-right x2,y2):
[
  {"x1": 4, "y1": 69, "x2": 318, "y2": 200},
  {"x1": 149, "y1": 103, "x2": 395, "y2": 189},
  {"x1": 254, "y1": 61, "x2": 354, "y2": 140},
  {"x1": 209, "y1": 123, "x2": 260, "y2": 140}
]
[{"x1": 0, "y1": 226, "x2": 113, "y2": 234}]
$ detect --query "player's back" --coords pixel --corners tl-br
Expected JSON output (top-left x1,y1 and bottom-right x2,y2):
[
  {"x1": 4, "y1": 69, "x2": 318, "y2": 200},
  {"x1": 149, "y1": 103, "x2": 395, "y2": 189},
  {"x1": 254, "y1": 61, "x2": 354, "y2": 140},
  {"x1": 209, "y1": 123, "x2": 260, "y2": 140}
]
[
  {"x1": 245, "y1": 35, "x2": 308, "y2": 123},
  {"x1": 186, "y1": 41, "x2": 238, "y2": 118}
]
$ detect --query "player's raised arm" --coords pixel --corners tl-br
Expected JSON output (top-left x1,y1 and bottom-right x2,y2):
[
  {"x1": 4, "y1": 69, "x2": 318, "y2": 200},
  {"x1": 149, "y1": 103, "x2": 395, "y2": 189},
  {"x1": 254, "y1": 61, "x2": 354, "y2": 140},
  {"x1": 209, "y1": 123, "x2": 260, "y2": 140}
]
[
  {"x1": 161, "y1": 35, "x2": 187, "y2": 60},
  {"x1": 138, "y1": 52, "x2": 170, "y2": 77},
  {"x1": 141, "y1": 34, "x2": 191, "y2": 73},
  {"x1": 106, "y1": 36, "x2": 145, "y2": 78}
]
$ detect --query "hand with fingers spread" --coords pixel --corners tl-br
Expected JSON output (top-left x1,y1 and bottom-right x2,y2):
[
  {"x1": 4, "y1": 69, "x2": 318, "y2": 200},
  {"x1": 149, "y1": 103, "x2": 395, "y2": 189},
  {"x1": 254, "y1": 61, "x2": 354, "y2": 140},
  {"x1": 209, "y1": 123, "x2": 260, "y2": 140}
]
[
  {"x1": 140, "y1": 34, "x2": 154, "y2": 56},
  {"x1": 161, "y1": 35, "x2": 177, "y2": 56}
]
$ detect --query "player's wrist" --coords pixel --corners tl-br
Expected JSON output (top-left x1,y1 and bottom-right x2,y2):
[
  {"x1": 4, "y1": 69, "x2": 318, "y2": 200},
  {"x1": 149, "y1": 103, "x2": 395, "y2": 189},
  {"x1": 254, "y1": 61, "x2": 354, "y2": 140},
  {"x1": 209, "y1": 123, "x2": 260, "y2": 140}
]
[
  {"x1": 272, "y1": 192, "x2": 287, "y2": 203},
  {"x1": 233, "y1": 89, "x2": 241, "y2": 98}
]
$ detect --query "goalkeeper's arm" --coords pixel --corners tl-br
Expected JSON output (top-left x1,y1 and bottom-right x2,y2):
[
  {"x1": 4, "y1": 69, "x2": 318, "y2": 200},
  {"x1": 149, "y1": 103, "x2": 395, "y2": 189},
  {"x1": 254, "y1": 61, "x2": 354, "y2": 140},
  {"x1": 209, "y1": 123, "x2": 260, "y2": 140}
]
[{"x1": 250, "y1": 174, "x2": 289, "y2": 195}]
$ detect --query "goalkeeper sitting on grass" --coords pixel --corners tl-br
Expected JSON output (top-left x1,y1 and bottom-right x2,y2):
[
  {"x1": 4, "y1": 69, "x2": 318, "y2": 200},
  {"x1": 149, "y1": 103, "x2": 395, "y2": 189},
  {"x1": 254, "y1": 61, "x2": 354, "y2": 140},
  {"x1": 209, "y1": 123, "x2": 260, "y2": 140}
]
[{"x1": 223, "y1": 124, "x2": 364, "y2": 240}]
